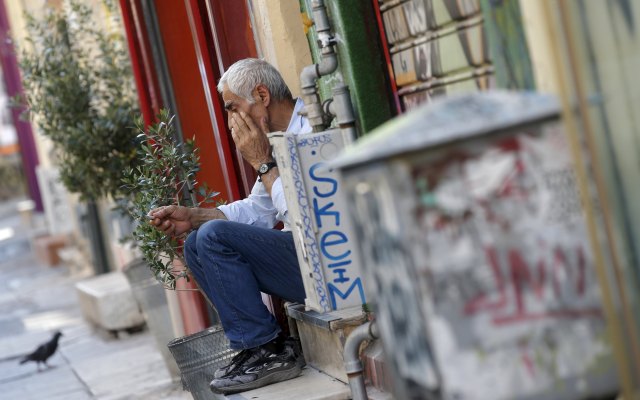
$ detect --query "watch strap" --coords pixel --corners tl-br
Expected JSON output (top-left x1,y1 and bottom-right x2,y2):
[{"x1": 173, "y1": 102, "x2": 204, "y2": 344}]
[{"x1": 257, "y1": 161, "x2": 278, "y2": 182}]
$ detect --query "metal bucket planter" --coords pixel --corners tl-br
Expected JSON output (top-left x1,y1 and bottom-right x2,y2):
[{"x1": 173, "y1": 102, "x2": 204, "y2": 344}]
[{"x1": 168, "y1": 325, "x2": 237, "y2": 400}]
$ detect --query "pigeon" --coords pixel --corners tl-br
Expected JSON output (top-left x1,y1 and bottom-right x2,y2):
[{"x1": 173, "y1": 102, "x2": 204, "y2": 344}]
[{"x1": 19, "y1": 331, "x2": 63, "y2": 370}]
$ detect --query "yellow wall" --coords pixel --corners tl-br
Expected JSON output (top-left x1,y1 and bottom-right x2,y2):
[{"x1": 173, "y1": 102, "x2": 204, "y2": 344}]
[
  {"x1": 248, "y1": 0, "x2": 312, "y2": 98},
  {"x1": 518, "y1": 0, "x2": 560, "y2": 94}
]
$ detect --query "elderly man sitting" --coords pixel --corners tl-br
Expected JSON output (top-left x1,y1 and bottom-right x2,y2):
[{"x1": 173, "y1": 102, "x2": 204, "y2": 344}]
[{"x1": 149, "y1": 58, "x2": 311, "y2": 394}]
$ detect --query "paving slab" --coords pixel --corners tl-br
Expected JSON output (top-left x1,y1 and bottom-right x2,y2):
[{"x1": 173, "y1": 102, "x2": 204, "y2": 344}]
[
  {"x1": 0, "y1": 362, "x2": 91, "y2": 400},
  {"x1": 72, "y1": 343, "x2": 173, "y2": 399},
  {"x1": 0, "y1": 207, "x2": 192, "y2": 400},
  {"x1": 0, "y1": 329, "x2": 60, "y2": 361}
]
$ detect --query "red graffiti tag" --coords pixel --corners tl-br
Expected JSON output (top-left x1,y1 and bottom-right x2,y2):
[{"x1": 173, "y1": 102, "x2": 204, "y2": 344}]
[{"x1": 464, "y1": 246, "x2": 601, "y2": 325}]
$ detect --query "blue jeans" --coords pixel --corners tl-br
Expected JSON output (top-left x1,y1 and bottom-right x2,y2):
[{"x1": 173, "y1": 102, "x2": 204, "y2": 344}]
[{"x1": 184, "y1": 220, "x2": 305, "y2": 350}]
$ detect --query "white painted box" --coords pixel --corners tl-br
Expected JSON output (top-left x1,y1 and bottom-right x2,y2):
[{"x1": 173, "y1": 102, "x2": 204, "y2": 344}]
[{"x1": 269, "y1": 129, "x2": 366, "y2": 313}]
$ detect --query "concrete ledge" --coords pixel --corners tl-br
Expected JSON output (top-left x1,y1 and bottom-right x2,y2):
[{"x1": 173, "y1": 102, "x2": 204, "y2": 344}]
[
  {"x1": 75, "y1": 271, "x2": 145, "y2": 331},
  {"x1": 287, "y1": 304, "x2": 366, "y2": 330},
  {"x1": 287, "y1": 304, "x2": 367, "y2": 383}
]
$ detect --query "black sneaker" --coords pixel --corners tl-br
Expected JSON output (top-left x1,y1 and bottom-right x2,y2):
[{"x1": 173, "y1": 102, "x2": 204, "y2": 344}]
[
  {"x1": 284, "y1": 336, "x2": 306, "y2": 368},
  {"x1": 213, "y1": 336, "x2": 303, "y2": 379},
  {"x1": 209, "y1": 341, "x2": 302, "y2": 394},
  {"x1": 213, "y1": 348, "x2": 254, "y2": 379}
]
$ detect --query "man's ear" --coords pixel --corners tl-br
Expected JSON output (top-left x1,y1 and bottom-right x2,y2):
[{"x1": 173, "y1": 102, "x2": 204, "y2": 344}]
[{"x1": 255, "y1": 84, "x2": 271, "y2": 107}]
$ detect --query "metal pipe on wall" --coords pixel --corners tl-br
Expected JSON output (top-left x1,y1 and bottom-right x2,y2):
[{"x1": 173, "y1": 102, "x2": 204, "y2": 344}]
[
  {"x1": 343, "y1": 320, "x2": 378, "y2": 400},
  {"x1": 329, "y1": 84, "x2": 357, "y2": 144},
  {"x1": 300, "y1": 0, "x2": 338, "y2": 132}
]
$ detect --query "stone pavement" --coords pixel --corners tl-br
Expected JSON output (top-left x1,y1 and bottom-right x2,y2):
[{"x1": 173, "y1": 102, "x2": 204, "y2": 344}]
[{"x1": 0, "y1": 199, "x2": 192, "y2": 400}]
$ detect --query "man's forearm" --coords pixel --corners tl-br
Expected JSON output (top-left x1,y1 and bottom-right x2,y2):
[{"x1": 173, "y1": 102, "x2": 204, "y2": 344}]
[
  {"x1": 259, "y1": 167, "x2": 279, "y2": 196},
  {"x1": 191, "y1": 207, "x2": 227, "y2": 229}
]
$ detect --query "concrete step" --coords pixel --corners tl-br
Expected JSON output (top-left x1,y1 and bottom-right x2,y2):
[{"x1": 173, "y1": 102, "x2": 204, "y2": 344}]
[
  {"x1": 220, "y1": 366, "x2": 395, "y2": 400},
  {"x1": 285, "y1": 304, "x2": 395, "y2": 399},
  {"x1": 225, "y1": 367, "x2": 350, "y2": 400}
]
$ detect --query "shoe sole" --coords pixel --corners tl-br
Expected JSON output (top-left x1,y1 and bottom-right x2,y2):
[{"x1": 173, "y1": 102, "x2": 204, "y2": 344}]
[{"x1": 210, "y1": 365, "x2": 303, "y2": 395}]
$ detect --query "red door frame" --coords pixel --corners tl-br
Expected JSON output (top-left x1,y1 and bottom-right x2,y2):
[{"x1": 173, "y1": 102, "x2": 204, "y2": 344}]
[
  {"x1": 187, "y1": 0, "x2": 260, "y2": 196},
  {"x1": 371, "y1": 0, "x2": 402, "y2": 114},
  {"x1": 183, "y1": 0, "x2": 245, "y2": 200}
]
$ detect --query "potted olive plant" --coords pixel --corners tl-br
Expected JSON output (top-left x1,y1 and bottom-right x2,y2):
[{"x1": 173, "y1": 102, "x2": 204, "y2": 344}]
[
  {"x1": 16, "y1": 1, "x2": 139, "y2": 274},
  {"x1": 122, "y1": 109, "x2": 219, "y2": 289},
  {"x1": 123, "y1": 110, "x2": 235, "y2": 400}
]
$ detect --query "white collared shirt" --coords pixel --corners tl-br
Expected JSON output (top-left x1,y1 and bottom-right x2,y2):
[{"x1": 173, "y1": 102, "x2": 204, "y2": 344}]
[{"x1": 217, "y1": 98, "x2": 311, "y2": 231}]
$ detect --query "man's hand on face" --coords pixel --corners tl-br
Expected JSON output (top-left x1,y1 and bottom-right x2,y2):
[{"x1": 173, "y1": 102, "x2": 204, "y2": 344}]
[
  {"x1": 148, "y1": 205, "x2": 193, "y2": 237},
  {"x1": 230, "y1": 111, "x2": 272, "y2": 169}
]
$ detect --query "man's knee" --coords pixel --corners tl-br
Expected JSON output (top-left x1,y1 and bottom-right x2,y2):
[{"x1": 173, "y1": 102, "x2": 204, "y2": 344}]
[
  {"x1": 196, "y1": 219, "x2": 231, "y2": 248},
  {"x1": 184, "y1": 230, "x2": 198, "y2": 253}
]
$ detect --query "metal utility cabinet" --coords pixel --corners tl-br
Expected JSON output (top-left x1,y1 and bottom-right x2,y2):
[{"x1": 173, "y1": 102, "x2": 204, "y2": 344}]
[{"x1": 331, "y1": 92, "x2": 618, "y2": 400}]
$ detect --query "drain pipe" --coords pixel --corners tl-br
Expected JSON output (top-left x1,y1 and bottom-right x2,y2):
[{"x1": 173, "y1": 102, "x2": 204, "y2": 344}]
[
  {"x1": 324, "y1": 84, "x2": 357, "y2": 144},
  {"x1": 343, "y1": 320, "x2": 378, "y2": 400},
  {"x1": 300, "y1": 0, "x2": 338, "y2": 132}
]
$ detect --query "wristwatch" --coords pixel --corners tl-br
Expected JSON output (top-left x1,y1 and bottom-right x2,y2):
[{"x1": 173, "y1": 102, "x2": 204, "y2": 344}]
[{"x1": 257, "y1": 161, "x2": 278, "y2": 181}]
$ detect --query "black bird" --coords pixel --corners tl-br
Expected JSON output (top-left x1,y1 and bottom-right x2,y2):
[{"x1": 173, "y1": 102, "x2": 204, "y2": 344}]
[{"x1": 19, "y1": 331, "x2": 63, "y2": 370}]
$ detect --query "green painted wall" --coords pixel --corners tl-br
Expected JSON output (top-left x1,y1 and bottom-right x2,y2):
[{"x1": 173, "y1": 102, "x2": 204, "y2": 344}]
[
  {"x1": 300, "y1": 0, "x2": 395, "y2": 136},
  {"x1": 480, "y1": 0, "x2": 536, "y2": 90}
]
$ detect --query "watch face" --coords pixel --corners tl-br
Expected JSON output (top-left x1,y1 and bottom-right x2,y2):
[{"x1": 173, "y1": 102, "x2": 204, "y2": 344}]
[{"x1": 259, "y1": 164, "x2": 268, "y2": 174}]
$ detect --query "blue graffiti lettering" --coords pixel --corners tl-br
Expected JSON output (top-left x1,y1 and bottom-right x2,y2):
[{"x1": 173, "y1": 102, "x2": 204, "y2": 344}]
[
  {"x1": 297, "y1": 134, "x2": 333, "y2": 148},
  {"x1": 313, "y1": 198, "x2": 339, "y2": 228},
  {"x1": 288, "y1": 136, "x2": 329, "y2": 311},
  {"x1": 328, "y1": 278, "x2": 366, "y2": 308},
  {"x1": 328, "y1": 259, "x2": 351, "y2": 268},
  {"x1": 320, "y1": 231, "x2": 351, "y2": 261},
  {"x1": 309, "y1": 163, "x2": 337, "y2": 198},
  {"x1": 331, "y1": 268, "x2": 350, "y2": 284}
]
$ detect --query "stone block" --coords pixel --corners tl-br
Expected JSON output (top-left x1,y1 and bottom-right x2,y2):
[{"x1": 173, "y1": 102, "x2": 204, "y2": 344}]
[
  {"x1": 32, "y1": 234, "x2": 69, "y2": 266},
  {"x1": 75, "y1": 271, "x2": 145, "y2": 331}
]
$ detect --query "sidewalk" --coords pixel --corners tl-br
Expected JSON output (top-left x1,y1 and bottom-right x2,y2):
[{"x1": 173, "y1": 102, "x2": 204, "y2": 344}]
[{"x1": 0, "y1": 200, "x2": 191, "y2": 400}]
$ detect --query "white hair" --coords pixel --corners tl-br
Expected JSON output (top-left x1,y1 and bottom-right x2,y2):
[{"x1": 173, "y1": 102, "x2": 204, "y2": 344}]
[{"x1": 217, "y1": 58, "x2": 292, "y2": 103}]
